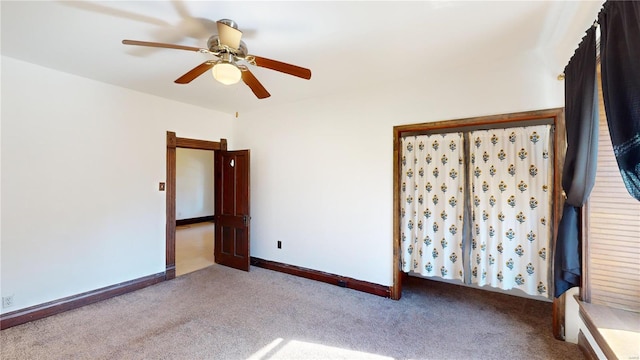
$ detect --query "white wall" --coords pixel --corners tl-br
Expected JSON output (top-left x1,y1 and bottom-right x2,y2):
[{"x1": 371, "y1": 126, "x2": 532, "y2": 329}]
[
  {"x1": 0, "y1": 56, "x2": 234, "y2": 313},
  {"x1": 176, "y1": 148, "x2": 215, "y2": 220},
  {"x1": 233, "y1": 50, "x2": 565, "y2": 286},
  {"x1": 1, "y1": 46, "x2": 568, "y2": 313}
]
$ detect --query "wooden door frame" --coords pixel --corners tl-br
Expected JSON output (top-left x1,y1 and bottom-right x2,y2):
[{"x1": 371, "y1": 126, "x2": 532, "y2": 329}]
[
  {"x1": 392, "y1": 108, "x2": 567, "y2": 338},
  {"x1": 165, "y1": 131, "x2": 227, "y2": 280}
]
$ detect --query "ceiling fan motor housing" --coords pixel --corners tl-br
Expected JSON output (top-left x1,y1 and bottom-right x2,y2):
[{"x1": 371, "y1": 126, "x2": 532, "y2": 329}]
[{"x1": 207, "y1": 35, "x2": 247, "y2": 58}]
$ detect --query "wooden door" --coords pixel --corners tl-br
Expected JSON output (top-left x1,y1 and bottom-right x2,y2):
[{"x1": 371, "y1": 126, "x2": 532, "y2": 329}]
[{"x1": 214, "y1": 150, "x2": 250, "y2": 271}]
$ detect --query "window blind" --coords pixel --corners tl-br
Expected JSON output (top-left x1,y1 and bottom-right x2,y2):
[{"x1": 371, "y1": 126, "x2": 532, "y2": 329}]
[{"x1": 585, "y1": 69, "x2": 640, "y2": 312}]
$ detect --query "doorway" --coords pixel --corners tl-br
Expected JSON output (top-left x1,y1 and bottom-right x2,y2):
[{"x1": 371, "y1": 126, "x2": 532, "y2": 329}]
[
  {"x1": 165, "y1": 132, "x2": 251, "y2": 280},
  {"x1": 175, "y1": 147, "x2": 216, "y2": 276},
  {"x1": 165, "y1": 133, "x2": 226, "y2": 280}
]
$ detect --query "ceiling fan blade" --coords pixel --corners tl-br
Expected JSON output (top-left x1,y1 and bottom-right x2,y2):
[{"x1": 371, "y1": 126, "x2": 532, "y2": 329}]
[
  {"x1": 171, "y1": 0, "x2": 192, "y2": 19},
  {"x1": 175, "y1": 62, "x2": 215, "y2": 84},
  {"x1": 241, "y1": 68, "x2": 271, "y2": 99},
  {"x1": 122, "y1": 39, "x2": 203, "y2": 52},
  {"x1": 251, "y1": 56, "x2": 312, "y2": 80},
  {"x1": 62, "y1": 1, "x2": 169, "y2": 27},
  {"x1": 216, "y1": 21, "x2": 242, "y2": 49}
]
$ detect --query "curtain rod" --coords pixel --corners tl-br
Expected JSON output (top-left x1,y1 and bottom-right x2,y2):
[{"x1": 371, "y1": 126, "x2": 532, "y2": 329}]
[{"x1": 557, "y1": 19, "x2": 601, "y2": 81}]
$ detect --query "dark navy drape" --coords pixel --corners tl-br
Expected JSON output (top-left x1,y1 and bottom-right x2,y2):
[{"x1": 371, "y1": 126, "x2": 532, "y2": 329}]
[
  {"x1": 599, "y1": 1, "x2": 640, "y2": 201},
  {"x1": 554, "y1": 27, "x2": 599, "y2": 298}
]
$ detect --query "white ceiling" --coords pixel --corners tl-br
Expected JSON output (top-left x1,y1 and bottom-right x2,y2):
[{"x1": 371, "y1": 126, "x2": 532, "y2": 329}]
[{"x1": 1, "y1": 1, "x2": 603, "y2": 115}]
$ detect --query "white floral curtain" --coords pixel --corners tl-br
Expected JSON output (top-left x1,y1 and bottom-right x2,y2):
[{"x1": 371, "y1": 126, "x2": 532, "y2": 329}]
[
  {"x1": 469, "y1": 125, "x2": 553, "y2": 297},
  {"x1": 401, "y1": 133, "x2": 465, "y2": 281}
]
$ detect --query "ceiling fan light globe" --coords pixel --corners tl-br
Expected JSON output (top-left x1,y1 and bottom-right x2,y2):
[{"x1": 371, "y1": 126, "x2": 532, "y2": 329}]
[{"x1": 212, "y1": 62, "x2": 241, "y2": 85}]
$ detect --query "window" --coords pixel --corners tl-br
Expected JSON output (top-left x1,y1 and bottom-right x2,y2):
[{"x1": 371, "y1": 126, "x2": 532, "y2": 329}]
[{"x1": 583, "y1": 66, "x2": 640, "y2": 312}]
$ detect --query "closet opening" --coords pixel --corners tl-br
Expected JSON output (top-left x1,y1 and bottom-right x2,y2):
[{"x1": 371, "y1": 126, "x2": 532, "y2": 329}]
[{"x1": 392, "y1": 108, "x2": 566, "y2": 336}]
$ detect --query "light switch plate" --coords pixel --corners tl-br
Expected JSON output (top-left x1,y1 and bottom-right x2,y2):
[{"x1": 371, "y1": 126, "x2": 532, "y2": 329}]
[{"x1": 159, "y1": 182, "x2": 165, "y2": 191}]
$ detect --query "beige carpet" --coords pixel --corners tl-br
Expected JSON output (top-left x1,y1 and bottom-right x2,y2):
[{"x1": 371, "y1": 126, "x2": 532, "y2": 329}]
[{"x1": 0, "y1": 265, "x2": 582, "y2": 359}]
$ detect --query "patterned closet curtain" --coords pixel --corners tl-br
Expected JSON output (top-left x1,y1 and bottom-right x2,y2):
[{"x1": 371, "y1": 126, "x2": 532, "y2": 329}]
[
  {"x1": 469, "y1": 125, "x2": 553, "y2": 297},
  {"x1": 401, "y1": 133, "x2": 466, "y2": 281}
]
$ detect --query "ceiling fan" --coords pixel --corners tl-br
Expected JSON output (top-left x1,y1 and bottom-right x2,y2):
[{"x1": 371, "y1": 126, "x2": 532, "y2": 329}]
[{"x1": 122, "y1": 19, "x2": 311, "y2": 99}]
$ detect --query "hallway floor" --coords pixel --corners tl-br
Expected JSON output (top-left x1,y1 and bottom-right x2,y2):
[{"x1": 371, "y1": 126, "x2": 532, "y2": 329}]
[{"x1": 176, "y1": 222, "x2": 215, "y2": 276}]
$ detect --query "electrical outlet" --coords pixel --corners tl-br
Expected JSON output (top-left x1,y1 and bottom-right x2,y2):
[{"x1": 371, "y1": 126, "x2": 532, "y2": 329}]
[
  {"x1": 277, "y1": 241, "x2": 282, "y2": 249},
  {"x1": 2, "y1": 295, "x2": 14, "y2": 308}
]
